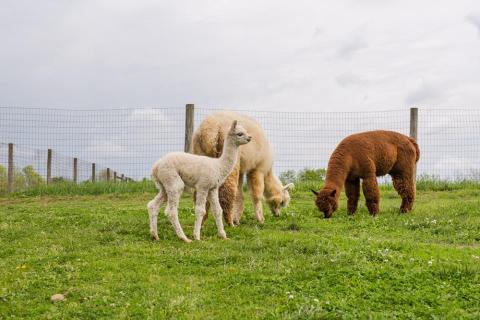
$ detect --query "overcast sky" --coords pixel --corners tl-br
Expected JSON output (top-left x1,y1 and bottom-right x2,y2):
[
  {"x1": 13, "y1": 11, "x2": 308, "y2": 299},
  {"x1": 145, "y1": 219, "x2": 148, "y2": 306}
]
[{"x1": 1, "y1": 0, "x2": 480, "y2": 111}]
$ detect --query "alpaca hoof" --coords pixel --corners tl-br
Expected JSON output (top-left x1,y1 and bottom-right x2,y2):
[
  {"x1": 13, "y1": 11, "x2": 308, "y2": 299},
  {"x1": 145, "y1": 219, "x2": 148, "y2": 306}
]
[
  {"x1": 347, "y1": 208, "x2": 357, "y2": 215},
  {"x1": 151, "y1": 233, "x2": 159, "y2": 241},
  {"x1": 182, "y1": 238, "x2": 193, "y2": 243},
  {"x1": 218, "y1": 232, "x2": 228, "y2": 239}
]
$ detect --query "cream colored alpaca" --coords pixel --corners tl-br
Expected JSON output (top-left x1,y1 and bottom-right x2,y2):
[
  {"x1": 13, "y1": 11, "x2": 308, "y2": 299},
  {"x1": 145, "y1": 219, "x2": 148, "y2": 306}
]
[
  {"x1": 147, "y1": 120, "x2": 251, "y2": 242},
  {"x1": 193, "y1": 111, "x2": 294, "y2": 225}
]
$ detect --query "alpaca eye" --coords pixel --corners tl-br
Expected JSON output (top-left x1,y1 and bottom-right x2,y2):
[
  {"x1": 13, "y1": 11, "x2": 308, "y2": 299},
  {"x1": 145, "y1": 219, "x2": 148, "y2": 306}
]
[{"x1": 237, "y1": 133, "x2": 243, "y2": 136}]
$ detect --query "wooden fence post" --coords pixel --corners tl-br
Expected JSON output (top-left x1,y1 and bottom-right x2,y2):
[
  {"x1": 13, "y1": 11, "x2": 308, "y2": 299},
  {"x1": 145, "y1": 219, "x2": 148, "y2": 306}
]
[
  {"x1": 410, "y1": 107, "x2": 418, "y2": 141},
  {"x1": 114, "y1": 171, "x2": 117, "y2": 182},
  {"x1": 184, "y1": 104, "x2": 194, "y2": 153},
  {"x1": 91, "y1": 163, "x2": 96, "y2": 182},
  {"x1": 47, "y1": 149, "x2": 52, "y2": 184},
  {"x1": 7, "y1": 143, "x2": 14, "y2": 193},
  {"x1": 106, "y1": 168, "x2": 111, "y2": 182},
  {"x1": 121, "y1": 173, "x2": 124, "y2": 182},
  {"x1": 410, "y1": 107, "x2": 419, "y2": 179},
  {"x1": 73, "y1": 158, "x2": 78, "y2": 183}
]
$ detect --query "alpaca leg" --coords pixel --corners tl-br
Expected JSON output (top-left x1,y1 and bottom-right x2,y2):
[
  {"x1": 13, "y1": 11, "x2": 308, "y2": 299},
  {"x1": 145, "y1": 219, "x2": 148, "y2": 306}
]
[
  {"x1": 165, "y1": 185, "x2": 191, "y2": 243},
  {"x1": 232, "y1": 174, "x2": 245, "y2": 225},
  {"x1": 219, "y1": 163, "x2": 240, "y2": 226},
  {"x1": 345, "y1": 178, "x2": 360, "y2": 215},
  {"x1": 247, "y1": 170, "x2": 265, "y2": 224},
  {"x1": 209, "y1": 189, "x2": 227, "y2": 239},
  {"x1": 362, "y1": 176, "x2": 380, "y2": 216},
  {"x1": 392, "y1": 173, "x2": 416, "y2": 213},
  {"x1": 197, "y1": 190, "x2": 211, "y2": 226},
  {"x1": 147, "y1": 189, "x2": 166, "y2": 240},
  {"x1": 193, "y1": 189, "x2": 208, "y2": 241}
]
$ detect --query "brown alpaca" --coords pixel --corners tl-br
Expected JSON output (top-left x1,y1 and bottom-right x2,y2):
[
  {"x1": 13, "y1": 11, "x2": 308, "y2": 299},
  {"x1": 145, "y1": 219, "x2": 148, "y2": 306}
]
[{"x1": 312, "y1": 130, "x2": 420, "y2": 218}]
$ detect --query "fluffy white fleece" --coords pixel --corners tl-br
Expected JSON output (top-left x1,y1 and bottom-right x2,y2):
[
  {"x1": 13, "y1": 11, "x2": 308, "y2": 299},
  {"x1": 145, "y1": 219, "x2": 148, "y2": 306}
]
[{"x1": 147, "y1": 120, "x2": 251, "y2": 242}]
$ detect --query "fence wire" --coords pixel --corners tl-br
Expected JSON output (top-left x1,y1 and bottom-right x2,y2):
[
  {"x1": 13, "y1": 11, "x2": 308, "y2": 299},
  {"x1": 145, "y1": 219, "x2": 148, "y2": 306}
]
[
  {"x1": 418, "y1": 108, "x2": 480, "y2": 180},
  {"x1": 195, "y1": 108, "x2": 410, "y2": 178},
  {"x1": 1, "y1": 106, "x2": 479, "y2": 193}
]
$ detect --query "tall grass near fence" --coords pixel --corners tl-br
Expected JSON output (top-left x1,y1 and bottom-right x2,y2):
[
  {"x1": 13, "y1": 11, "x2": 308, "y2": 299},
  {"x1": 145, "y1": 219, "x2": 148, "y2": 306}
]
[
  {"x1": 7, "y1": 180, "x2": 156, "y2": 197},
  {"x1": 2, "y1": 177, "x2": 479, "y2": 198}
]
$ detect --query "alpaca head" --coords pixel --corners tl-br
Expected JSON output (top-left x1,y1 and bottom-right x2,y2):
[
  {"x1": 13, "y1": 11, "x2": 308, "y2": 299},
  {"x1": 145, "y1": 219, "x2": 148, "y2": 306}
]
[
  {"x1": 312, "y1": 188, "x2": 338, "y2": 218},
  {"x1": 228, "y1": 120, "x2": 252, "y2": 146},
  {"x1": 268, "y1": 183, "x2": 294, "y2": 216}
]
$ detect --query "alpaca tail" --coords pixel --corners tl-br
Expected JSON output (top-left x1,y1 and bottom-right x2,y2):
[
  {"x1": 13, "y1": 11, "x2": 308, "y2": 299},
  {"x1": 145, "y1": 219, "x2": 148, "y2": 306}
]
[
  {"x1": 409, "y1": 137, "x2": 420, "y2": 163},
  {"x1": 151, "y1": 163, "x2": 163, "y2": 190}
]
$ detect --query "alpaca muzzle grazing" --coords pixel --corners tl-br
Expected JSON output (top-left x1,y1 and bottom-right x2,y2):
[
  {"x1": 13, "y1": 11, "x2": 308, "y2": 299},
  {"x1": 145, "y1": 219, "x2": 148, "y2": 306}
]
[{"x1": 312, "y1": 188, "x2": 337, "y2": 218}]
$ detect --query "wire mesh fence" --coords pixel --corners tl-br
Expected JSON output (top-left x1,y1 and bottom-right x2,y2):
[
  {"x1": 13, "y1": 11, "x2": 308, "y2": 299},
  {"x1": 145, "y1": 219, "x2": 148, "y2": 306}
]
[
  {"x1": 1, "y1": 106, "x2": 479, "y2": 193},
  {"x1": 419, "y1": 108, "x2": 480, "y2": 180},
  {"x1": 195, "y1": 108, "x2": 411, "y2": 175}
]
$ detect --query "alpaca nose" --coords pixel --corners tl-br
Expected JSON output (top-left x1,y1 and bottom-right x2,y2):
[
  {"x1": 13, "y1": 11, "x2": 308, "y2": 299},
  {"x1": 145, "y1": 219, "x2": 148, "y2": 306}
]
[{"x1": 247, "y1": 136, "x2": 252, "y2": 142}]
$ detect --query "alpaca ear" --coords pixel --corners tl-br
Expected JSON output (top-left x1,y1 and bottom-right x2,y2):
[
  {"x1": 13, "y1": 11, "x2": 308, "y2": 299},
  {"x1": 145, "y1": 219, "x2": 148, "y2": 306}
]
[
  {"x1": 283, "y1": 183, "x2": 294, "y2": 191},
  {"x1": 230, "y1": 120, "x2": 238, "y2": 131},
  {"x1": 311, "y1": 189, "x2": 318, "y2": 196},
  {"x1": 330, "y1": 189, "x2": 336, "y2": 197}
]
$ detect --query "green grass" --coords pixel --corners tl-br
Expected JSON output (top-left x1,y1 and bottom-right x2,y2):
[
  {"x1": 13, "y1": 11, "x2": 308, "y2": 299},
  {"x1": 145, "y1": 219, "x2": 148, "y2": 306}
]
[
  {"x1": 1, "y1": 186, "x2": 480, "y2": 319},
  {"x1": 4, "y1": 180, "x2": 156, "y2": 197}
]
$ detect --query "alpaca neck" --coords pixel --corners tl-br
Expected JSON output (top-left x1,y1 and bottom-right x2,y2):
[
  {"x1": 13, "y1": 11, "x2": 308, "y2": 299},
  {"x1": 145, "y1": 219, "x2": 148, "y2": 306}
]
[
  {"x1": 324, "y1": 152, "x2": 349, "y2": 196},
  {"x1": 264, "y1": 170, "x2": 282, "y2": 198},
  {"x1": 218, "y1": 135, "x2": 238, "y2": 181}
]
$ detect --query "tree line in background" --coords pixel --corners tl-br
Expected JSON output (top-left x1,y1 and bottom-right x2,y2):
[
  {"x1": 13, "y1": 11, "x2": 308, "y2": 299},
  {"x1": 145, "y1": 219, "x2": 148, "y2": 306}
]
[{"x1": 279, "y1": 168, "x2": 326, "y2": 184}]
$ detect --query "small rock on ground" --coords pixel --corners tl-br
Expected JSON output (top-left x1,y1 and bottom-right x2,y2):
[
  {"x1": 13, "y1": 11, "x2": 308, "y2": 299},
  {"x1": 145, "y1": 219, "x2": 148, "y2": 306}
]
[{"x1": 50, "y1": 294, "x2": 65, "y2": 303}]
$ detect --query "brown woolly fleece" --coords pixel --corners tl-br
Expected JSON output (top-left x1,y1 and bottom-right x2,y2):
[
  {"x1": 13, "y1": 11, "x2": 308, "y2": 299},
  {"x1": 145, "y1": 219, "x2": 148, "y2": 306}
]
[{"x1": 312, "y1": 130, "x2": 420, "y2": 218}]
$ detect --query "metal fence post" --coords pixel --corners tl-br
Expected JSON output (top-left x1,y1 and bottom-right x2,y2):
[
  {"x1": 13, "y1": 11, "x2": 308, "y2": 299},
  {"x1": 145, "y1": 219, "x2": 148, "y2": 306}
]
[
  {"x1": 114, "y1": 171, "x2": 117, "y2": 182},
  {"x1": 91, "y1": 163, "x2": 96, "y2": 182},
  {"x1": 184, "y1": 104, "x2": 194, "y2": 153},
  {"x1": 73, "y1": 158, "x2": 78, "y2": 183},
  {"x1": 47, "y1": 149, "x2": 52, "y2": 184},
  {"x1": 107, "y1": 168, "x2": 111, "y2": 182},
  {"x1": 410, "y1": 107, "x2": 418, "y2": 140},
  {"x1": 7, "y1": 143, "x2": 14, "y2": 193}
]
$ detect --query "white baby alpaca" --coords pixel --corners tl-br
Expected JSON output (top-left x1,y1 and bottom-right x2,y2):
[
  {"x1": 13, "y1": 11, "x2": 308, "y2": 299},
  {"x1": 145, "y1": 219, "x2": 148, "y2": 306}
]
[{"x1": 147, "y1": 120, "x2": 251, "y2": 242}]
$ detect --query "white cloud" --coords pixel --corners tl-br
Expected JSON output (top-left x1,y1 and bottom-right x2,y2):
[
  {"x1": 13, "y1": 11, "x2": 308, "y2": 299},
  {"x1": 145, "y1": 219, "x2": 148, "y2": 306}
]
[
  {"x1": 466, "y1": 13, "x2": 480, "y2": 36},
  {"x1": 336, "y1": 35, "x2": 368, "y2": 59},
  {"x1": 336, "y1": 72, "x2": 368, "y2": 87},
  {"x1": 0, "y1": 0, "x2": 479, "y2": 112},
  {"x1": 405, "y1": 81, "x2": 441, "y2": 106}
]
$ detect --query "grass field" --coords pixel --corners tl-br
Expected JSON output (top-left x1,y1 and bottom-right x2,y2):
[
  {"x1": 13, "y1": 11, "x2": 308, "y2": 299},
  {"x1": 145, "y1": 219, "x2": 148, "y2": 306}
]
[{"x1": 1, "y1": 183, "x2": 480, "y2": 319}]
